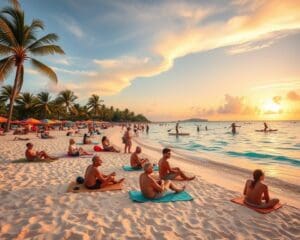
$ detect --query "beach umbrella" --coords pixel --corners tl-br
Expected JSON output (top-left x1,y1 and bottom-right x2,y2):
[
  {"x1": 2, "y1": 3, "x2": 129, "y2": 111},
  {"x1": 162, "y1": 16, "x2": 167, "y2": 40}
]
[
  {"x1": 22, "y1": 118, "x2": 41, "y2": 125},
  {"x1": 0, "y1": 116, "x2": 7, "y2": 123},
  {"x1": 41, "y1": 119, "x2": 55, "y2": 124},
  {"x1": 52, "y1": 119, "x2": 62, "y2": 124}
]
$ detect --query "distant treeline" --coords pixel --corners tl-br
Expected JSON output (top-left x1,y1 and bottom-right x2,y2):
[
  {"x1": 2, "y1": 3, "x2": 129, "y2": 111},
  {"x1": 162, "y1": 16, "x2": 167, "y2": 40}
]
[{"x1": 0, "y1": 85, "x2": 149, "y2": 122}]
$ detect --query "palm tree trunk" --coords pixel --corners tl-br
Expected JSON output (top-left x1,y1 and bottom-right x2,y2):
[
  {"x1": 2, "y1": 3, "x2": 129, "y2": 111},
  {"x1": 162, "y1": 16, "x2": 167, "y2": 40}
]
[{"x1": 5, "y1": 65, "x2": 21, "y2": 132}]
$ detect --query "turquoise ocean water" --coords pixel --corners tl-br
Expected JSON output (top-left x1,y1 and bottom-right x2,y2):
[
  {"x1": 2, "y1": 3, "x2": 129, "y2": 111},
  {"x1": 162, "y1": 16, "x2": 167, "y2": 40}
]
[{"x1": 140, "y1": 121, "x2": 300, "y2": 184}]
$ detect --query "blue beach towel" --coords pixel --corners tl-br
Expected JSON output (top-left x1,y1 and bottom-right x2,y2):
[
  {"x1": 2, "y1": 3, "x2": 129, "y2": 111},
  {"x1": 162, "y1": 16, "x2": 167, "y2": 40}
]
[
  {"x1": 77, "y1": 142, "x2": 99, "y2": 145},
  {"x1": 122, "y1": 165, "x2": 159, "y2": 171},
  {"x1": 129, "y1": 190, "x2": 193, "y2": 203}
]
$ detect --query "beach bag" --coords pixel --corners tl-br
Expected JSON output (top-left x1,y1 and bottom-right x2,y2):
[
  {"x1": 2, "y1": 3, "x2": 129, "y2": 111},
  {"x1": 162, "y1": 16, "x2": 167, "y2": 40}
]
[
  {"x1": 76, "y1": 176, "x2": 84, "y2": 184},
  {"x1": 94, "y1": 145, "x2": 102, "y2": 152}
]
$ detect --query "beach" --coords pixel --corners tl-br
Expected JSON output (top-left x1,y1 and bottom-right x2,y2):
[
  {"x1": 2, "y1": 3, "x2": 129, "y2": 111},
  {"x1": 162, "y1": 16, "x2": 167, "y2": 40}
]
[{"x1": 0, "y1": 127, "x2": 299, "y2": 239}]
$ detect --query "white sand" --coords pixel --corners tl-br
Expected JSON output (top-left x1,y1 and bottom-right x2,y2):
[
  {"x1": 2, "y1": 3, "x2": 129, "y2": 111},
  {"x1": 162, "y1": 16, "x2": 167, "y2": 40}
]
[{"x1": 0, "y1": 127, "x2": 299, "y2": 239}]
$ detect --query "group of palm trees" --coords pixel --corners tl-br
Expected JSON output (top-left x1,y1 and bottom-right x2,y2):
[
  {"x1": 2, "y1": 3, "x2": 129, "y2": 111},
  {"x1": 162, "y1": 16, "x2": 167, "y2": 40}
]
[
  {"x1": 0, "y1": 85, "x2": 148, "y2": 122},
  {"x1": 0, "y1": 1, "x2": 147, "y2": 129}
]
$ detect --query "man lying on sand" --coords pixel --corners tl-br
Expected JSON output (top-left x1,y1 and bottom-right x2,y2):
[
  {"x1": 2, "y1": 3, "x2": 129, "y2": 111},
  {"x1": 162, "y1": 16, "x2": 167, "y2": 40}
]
[
  {"x1": 84, "y1": 155, "x2": 124, "y2": 189},
  {"x1": 130, "y1": 146, "x2": 149, "y2": 169},
  {"x1": 101, "y1": 136, "x2": 120, "y2": 152},
  {"x1": 140, "y1": 163, "x2": 185, "y2": 199},
  {"x1": 243, "y1": 169, "x2": 280, "y2": 209},
  {"x1": 68, "y1": 139, "x2": 91, "y2": 156},
  {"x1": 159, "y1": 148, "x2": 195, "y2": 181},
  {"x1": 25, "y1": 142, "x2": 58, "y2": 161}
]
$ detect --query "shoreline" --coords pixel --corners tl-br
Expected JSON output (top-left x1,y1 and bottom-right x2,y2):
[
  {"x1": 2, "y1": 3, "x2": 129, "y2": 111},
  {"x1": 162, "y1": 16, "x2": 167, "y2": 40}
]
[{"x1": 108, "y1": 127, "x2": 300, "y2": 209}]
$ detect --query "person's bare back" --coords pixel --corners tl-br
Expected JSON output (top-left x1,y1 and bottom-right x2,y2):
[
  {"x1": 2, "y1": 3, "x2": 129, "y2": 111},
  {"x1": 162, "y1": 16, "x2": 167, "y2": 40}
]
[
  {"x1": 84, "y1": 165, "x2": 99, "y2": 187},
  {"x1": 244, "y1": 180, "x2": 267, "y2": 205}
]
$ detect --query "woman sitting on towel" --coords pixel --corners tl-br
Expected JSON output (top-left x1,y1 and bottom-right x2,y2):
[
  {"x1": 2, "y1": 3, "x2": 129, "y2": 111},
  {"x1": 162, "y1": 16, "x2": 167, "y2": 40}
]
[
  {"x1": 140, "y1": 163, "x2": 185, "y2": 199},
  {"x1": 243, "y1": 169, "x2": 279, "y2": 208},
  {"x1": 84, "y1": 155, "x2": 124, "y2": 189},
  {"x1": 68, "y1": 139, "x2": 91, "y2": 156},
  {"x1": 101, "y1": 136, "x2": 120, "y2": 152},
  {"x1": 83, "y1": 133, "x2": 92, "y2": 144}
]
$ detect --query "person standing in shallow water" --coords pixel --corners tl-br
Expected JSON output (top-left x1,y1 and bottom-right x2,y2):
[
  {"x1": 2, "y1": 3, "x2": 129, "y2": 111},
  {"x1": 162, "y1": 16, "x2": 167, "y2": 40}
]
[
  {"x1": 175, "y1": 121, "x2": 179, "y2": 134},
  {"x1": 230, "y1": 123, "x2": 241, "y2": 134},
  {"x1": 243, "y1": 169, "x2": 279, "y2": 209},
  {"x1": 263, "y1": 122, "x2": 269, "y2": 132},
  {"x1": 146, "y1": 124, "x2": 149, "y2": 134}
]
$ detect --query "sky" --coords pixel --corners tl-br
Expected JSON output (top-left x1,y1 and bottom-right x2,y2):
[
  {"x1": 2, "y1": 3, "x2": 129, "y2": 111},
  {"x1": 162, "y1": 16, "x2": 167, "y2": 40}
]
[{"x1": 1, "y1": 0, "x2": 300, "y2": 121}]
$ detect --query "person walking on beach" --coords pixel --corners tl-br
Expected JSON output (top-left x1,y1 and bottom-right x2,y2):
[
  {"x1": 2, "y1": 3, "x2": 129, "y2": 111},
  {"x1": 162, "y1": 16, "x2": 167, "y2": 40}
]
[
  {"x1": 140, "y1": 163, "x2": 185, "y2": 199},
  {"x1": 84, "y1": 155, "x2": 124, "y2": 189},
  {"x1": 243, "y1": 169, "x2": 279, "y2": 209},
  {"x1": 158, "y1": 148, "x2": 195, "y2": 181},
  {"x1": 230, "y1": 123, "x2": 241, "y2": 134},
  {"x1": 130, "y1": 146, "x2": 149, "y2": 169},
  {"x1": 123, "y1": 127, "x2": 132, "y2": 153}
]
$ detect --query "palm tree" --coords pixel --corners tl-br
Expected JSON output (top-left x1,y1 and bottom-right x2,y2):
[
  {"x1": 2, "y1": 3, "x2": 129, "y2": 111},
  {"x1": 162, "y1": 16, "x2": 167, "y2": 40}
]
[
  {"x1": 56, "y1": 90, "x2": 78, "y2": 115},
  {"x1": 15, "y1": 92, "x2": 37, "y2": 118},
  {"x1": 0, "y1": 85, "x2": 14, "y2": 103},
  {"x1": 36, "y1": 91, "x2": 53, "y2": 118},
  {"x1": 0, "y1": 7, "x2": 64, "y2": 131},
  {"x1": 87, "y1": 94, "x2": 103, "y2": 118}
]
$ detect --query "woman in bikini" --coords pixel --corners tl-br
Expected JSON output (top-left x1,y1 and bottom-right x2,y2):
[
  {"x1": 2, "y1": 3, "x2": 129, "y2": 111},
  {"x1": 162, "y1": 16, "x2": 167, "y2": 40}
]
[{"x1": 243, "y1": 169, "x2": 279, "y2": 209}]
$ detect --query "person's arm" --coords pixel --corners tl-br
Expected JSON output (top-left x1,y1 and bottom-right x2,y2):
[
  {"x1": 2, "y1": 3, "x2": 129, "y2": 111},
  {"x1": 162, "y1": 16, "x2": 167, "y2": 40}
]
[
  {"x1": 243, "y1": 180, "x2": 249, "y2": 195},
  {"x1": 263, "y1": 185, "x2": 270, "y2": 203},
  {"x1": 150, "y1": 178, "x2": 163, "y2": 192},
  {"x1": 95, "y1": 169, "x2": 108, "y2": 182}
]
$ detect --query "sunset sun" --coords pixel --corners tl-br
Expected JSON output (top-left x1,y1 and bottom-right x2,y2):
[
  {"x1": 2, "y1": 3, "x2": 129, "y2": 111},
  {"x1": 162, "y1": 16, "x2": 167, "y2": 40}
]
[{"x1": 261, "y1": 100, "x2": 281, "y2": 114}]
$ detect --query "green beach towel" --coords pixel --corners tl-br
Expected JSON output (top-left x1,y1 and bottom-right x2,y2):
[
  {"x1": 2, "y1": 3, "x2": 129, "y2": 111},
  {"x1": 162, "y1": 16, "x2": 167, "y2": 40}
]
[
  {"x1": 122, "y1": 165, "x2": 159, "y2": 171},
  {"x1": 77, "y1": 142, "x2": 99, "y2": 145},
  {"x1": 129, "y1": 190, "x2": 193, "y2": 203}
]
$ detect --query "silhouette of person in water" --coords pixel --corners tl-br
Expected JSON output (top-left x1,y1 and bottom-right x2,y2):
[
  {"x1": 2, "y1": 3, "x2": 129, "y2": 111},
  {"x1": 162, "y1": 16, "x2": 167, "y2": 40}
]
[
  {"x1": 230, "y1": 123, "x2": 241, "y2": 134},
  {"x1": 175, "y1": 121, "x2": 179, "y2": 134},
  {"x1": 205, "y1": 126, "x2": 208, "y2": 131},
  {"x1": 263, "y1": 122, "x2": 268, "y2": 132},
  {"x1": 197, "y1": 125, "x2": 200, "y2": 132}
]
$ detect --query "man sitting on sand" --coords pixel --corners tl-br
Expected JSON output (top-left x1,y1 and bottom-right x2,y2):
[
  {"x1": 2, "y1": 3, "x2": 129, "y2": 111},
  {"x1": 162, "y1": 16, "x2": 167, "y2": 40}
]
[
  {"x1": 68, "y1": 139, "x2": 91, "y2": 156},
  {"x1": 84, "y1": 155, "x2": 124, "y2": 189},
  {"x1": 243, "y1": 169, "x2": 279, "y2": 209},
  {"x1": 25, "y1": 142, "x2": 58, "y2": 161},
  {"x1": 140, "y1": 163, "x2": 185, "y2": 199},
  {"x1": 101, "y1": 136, "x2": 120, "y2": 152},
  {"x1": 83, "y1": 133, "x2": 92, "y2": 144},
  {"x1": 158, "y1": 148, "x2": 195, "y2": 181},
  {"x1": 130, "y1": 146, "x2": 149, "y2": 169}
]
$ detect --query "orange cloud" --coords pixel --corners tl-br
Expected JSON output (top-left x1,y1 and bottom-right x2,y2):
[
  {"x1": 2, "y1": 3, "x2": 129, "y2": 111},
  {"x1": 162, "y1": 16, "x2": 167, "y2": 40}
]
[{"x1": 287, "y1": 90, "x2": 300, "y2": 101}]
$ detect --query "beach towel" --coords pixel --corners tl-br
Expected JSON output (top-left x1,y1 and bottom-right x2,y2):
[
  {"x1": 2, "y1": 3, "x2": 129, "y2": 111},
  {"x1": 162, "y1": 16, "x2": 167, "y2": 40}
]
[
  {"x1": 129, "y1": 190, "x2": 193, "y2": 203},
  {"x1": 67, "y1": 181, "x2": 123, "y2": 193},
  {"x1": 12, "y1": 158, "x2": 57, "y2": 163},
  {"x1": 231, "y1": 197, "x2": 283, "y2": 214},
  {"x1": 122, "y1": 165, "x2": 159, "y2": 171},
  {"x1": 77, "y1": 142, "x2": 99, "y2": 145}
]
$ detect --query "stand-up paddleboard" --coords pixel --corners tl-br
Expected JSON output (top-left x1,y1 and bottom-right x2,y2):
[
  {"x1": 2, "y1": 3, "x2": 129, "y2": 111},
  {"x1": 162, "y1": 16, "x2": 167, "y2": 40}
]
[
  {"x1": 255, "y1": 129, "x2": 278, "y2": 132},
  {"x1": 169, "y1": 133, "x2": 190, "y2": 136}
]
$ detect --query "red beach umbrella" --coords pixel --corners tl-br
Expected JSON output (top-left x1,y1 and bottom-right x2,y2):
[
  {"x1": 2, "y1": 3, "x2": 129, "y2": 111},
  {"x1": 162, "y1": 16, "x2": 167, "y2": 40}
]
[
  {"x1": 0, "y1": 116, "x2": 7, "y2": 123},
  {"x1": 22, "y1": 118, "x2": 41, "y2": 125}
]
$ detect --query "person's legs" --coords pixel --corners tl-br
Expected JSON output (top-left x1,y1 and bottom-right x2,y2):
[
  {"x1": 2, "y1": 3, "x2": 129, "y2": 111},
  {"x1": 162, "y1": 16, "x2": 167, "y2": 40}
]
[
  {"x1": 168, "y1": 181, "x2": 185, "y2": 193},
  {"x1": 128, "y1": 141, "x2": 132, "y2": 153},
  {"x1": 176, "y1": 168, "x2": 195, "y2": 180}
]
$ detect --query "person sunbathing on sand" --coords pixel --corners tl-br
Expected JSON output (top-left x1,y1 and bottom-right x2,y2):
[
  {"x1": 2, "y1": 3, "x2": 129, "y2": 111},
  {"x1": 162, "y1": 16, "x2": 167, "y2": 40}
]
[
  {"x1": 101, "y1": 136, "x2": 120, "y2": 152},
  {"x1": 13, "y1": 136, "x2": 30, "y2": 141},
  {"x1": 243, "y1": 169, "x2": 279, "y2": 209},
  {"x1": 140, "y1": 163, "x2": 185, "y2": 199},
  {"x1": 130, "y1": 146, "x2": 149, "y2": 169},
  {"x1": 25, "y1": 142, "x2": 58, "y2": 161},
  {"x1": 158, "y1": 148, "x2": 195, "y2": 181},
  {"x1": 68, "y1": 139, "x2": 91, "y2": 156},
  {"x1": 84, "y1": 155, "x2": 124, "y2": 189}
]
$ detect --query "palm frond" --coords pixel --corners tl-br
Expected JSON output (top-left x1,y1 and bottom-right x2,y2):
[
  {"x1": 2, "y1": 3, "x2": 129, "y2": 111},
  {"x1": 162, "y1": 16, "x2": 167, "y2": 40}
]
[
  {"x1": 29, "y1": 45, "x2": 65, "y2": 56},
  {"x1": 23, "y1": 19, "x2": 44, "y2": 46},
  {"x1": 0, "y1": 43, "x2": 14, "y2": 55},
  {"x1": 0, "y1": 57, "x2": 14, "y2": 82},
  {"x1": 30, "y1": 58, "x2": 57, "y2": 83},
  {"x1": 26, "y1": 33, "x2": 58, "y2": 49},
  {"x1": 0, "y1": 17, "x2": 17, "y2": 46},
  {"x1": 8, "y1": 0, "x2": 21, "y2": 10}
]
